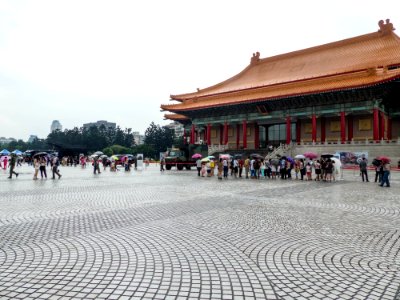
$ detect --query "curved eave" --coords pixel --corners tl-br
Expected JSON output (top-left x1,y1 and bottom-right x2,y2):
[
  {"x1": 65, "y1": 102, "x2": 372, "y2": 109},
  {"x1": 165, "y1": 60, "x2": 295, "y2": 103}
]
[
  {"x1": 163, "y1": 71, "x2": 400, "y2": 113},
  {"x1": 164, "y1": 113, "x2": 189, "y2": 121}
]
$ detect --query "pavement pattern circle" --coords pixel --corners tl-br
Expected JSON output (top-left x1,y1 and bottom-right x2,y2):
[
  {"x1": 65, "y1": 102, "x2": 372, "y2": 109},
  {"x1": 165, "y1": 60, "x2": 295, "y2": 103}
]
[{"x1": 0, "y1": 165, "x2": 399, "y2": 299}]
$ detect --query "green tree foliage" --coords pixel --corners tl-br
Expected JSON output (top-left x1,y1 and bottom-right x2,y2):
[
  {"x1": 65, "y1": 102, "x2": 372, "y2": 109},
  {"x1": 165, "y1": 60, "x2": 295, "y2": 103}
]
[
  {"x1": 143, "y1": 122, "x2": 175, "y2": 158},
  {"x1": 131, "y1": 144, "x2": 154, "y2": 158},
  {"x1": 46, "y1": 126, "x2": 135, "y2": 153}
]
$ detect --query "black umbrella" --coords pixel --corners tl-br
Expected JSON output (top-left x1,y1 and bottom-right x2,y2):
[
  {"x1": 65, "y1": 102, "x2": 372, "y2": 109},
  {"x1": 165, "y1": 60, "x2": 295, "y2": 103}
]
[
  {"x1": 250, "y1": 153, "x2": 263, "y2": 159},
  {"x1": 321, "y1": 153, "x2": 334, "y2": 158},
  {"x1": 33, "y1": 152, "x2": 48, "y2": 157}
]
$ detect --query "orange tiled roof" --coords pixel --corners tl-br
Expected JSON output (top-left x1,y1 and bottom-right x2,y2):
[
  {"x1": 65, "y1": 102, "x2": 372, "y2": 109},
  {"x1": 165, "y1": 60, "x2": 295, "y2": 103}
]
[
  {"x1": 162, "y1": 21, "x2": 400, "y2": 112},
  {"x1": 164, "y1": 113, "x2": 189, "y2": 121}
]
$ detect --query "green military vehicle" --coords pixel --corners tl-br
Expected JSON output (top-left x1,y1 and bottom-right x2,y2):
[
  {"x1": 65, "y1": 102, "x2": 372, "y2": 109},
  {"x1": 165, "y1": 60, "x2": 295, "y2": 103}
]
[{"x1": 164, "y1": 144, "x2": 208, "y2": 170}]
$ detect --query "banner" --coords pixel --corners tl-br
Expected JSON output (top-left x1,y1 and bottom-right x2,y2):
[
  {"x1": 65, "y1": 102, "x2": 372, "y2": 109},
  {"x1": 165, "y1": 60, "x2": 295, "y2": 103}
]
[
  {"x1": 137, "y1": 153, "x2": 144, "y2": 169},
  {"x1": 334, "y1": 151, "x2": 368, "y2": 165}
]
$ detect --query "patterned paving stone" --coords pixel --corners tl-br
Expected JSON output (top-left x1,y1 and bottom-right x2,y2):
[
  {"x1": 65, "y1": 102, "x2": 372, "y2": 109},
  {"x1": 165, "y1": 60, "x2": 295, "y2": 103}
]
[{"x1": 0, "y1": 165, "x2": 399, "y2": 299}]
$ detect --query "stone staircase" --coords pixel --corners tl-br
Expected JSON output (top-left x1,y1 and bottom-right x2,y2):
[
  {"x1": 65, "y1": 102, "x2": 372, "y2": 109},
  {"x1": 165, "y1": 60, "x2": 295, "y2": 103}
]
[{"x1": 265, "y1": 143, "x2": 292, "y2": 160}]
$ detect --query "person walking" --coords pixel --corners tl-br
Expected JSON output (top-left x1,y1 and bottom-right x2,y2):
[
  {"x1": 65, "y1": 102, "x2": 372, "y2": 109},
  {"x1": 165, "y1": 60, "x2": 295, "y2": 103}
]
[
  {"x1": 3, "y1": 155, "x2": 8, "y2": 170},
  {"x1": 51, "y1": 156, "x2": 62, "y2": 179},
  {"x1": 7, "y1": 154, "x2": 19, "y2": 179},
  {"x1": 380, "y1": 161, "x2": 391, "y2": 187},
  {"x1": 359, "y1": 157, "x2": 369, "y2": 182}
]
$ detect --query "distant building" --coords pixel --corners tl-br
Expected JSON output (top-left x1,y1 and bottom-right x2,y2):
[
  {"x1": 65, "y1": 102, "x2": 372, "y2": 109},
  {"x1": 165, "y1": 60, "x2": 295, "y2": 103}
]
[
  {"x1": 165, "y1": 121, "x2": 184, "y2": 137},
  {"x1": 133, "y1": 131, "x2": 144, "y2": 145},
  {"x1": 0, "y1": 137, "x2": 17, "y2": 144},
  {"x1": 27, "y1": 135, "x2": 38, "y2": 143},
  {"x1": 83, "y1": 120, "x2": 116, "y2": 130},
  {"x1": 50, "y1": 120, "x2": 62, "y2": 132}
]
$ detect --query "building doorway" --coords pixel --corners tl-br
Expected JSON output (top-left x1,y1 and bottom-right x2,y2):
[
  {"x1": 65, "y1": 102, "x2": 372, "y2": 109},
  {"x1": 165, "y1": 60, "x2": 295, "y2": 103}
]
[{"x1": 267, "y1": 123, "x2": 296, "y2": 147}]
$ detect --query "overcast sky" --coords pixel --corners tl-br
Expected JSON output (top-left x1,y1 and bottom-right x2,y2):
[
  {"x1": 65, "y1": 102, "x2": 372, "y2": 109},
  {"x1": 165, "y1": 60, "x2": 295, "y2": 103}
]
[{"x1": 0, "y1": 0, "x2": 399, "y2": 141}]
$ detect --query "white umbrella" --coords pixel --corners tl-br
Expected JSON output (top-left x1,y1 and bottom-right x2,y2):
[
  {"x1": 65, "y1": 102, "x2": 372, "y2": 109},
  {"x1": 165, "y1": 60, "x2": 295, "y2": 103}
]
[{"x1": 295, "y1": 154, "x2": 305, "y2": 159}]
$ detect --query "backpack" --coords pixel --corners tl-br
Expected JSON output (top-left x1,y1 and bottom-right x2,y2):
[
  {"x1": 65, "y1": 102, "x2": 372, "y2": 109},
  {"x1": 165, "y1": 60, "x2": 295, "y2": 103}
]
[{"x1": 254, "y1": 160, "x2": 260, "y2": 169}]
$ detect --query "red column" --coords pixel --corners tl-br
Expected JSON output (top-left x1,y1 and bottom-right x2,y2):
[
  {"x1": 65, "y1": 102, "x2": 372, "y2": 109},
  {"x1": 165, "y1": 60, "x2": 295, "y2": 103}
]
[
  {"x1": 236, "y1": 124, "x2": 240, "y2": 149},
  {"x1": 321, "y1": 117, "x2": 326, "y2": 143},
  {"x1": 296, "y1": 119, "x2": 301, "y2": 144},
  {"x1": 190, "y1": 124, "x2": 195, "y2": 144},
  {"x1": 254, "y1": 123, "x2": 260, "y2": 149},
  {"x1": 387, "y1": 117, "x2": 392, "y2": 140},
  {"x1": 223, "y1": 122, "x2": 228, "y2": 145},
  {"x1": 286, "y1": 116, "x2": 291, "y2": 145},
  {"x1": 242, "y1": 120, "x2": 247, "y2": 149},
  {"x1": 311, "y1": 114, "x2": 317, "y2": 143},
  {"x1": 207, "y1": 123, "x2": 211, "y2": 145},
  {"x1": 373, "y1": 108, "x2": 379, "y2": 141},
  {"x1": 347, "y1": 115, "x2": 353, "y2": 142},
  {"x1": 219, "y1": 125, "x2": 223, "y2": 144},
  {"x1": 340, "y1": 112, "x2": 346, "y2": 144},
  {"x1": 380, "y1": 112, "x2": 385, "y2": 140}
]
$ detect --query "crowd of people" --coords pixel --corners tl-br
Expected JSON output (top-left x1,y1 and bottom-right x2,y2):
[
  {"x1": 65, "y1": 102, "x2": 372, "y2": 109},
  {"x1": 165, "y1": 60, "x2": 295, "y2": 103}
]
[{"x1": 195, "y1": 155, "x2": 392, "y2": 187}]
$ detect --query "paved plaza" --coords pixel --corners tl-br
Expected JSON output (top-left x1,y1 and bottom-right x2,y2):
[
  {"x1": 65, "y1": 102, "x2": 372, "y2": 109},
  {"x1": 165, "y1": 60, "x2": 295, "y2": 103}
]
[{"x1": 0, "y1": 164, "x2": 399, "y2": 300}]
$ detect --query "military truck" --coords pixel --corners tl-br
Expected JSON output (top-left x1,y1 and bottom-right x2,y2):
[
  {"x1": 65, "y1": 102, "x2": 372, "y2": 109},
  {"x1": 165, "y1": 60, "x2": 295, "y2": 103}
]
[{"x1": 164, "y1": 144, "x2": 208, "y2": 170}]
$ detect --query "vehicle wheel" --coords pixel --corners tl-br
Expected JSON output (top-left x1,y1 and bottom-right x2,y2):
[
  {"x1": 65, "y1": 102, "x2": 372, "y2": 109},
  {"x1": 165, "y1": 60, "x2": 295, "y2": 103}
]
[
  {"x1": 185, "y1": 165, "x2": 191, "y2": 170},
  {"x1": 166, "y1": 165, "x2": 172, "y2": 170},
  {"x1": 177, "y1": 164, "x2": 184, "y2": 170}
]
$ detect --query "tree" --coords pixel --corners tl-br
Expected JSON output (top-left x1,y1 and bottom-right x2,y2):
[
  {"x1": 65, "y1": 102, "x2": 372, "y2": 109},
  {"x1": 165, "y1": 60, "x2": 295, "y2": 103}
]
[{"x1": 144, "y1": 122, "x2": 175, "y2": 158}]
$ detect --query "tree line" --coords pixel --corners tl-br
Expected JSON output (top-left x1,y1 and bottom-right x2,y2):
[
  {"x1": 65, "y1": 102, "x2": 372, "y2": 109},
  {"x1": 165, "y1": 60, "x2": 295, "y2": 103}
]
[{"x1": 0, "y1": 122, "x2": 179, "y2": 159}]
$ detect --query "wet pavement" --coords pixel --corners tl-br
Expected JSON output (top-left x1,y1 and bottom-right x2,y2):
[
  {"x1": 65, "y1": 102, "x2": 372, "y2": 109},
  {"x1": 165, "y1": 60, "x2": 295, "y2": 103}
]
[{"x1": 0, "y1": 164, "x2": 399, "y2": 299}]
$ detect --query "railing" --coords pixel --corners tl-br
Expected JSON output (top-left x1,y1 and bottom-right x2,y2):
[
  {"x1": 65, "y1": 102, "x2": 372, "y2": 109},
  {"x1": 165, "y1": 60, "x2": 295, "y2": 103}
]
[
  {"x1": 208, "y1": 144, "x2": 229, "y2": 156},
  {"x1": 265, "y1": 143, "x2": 292, "y2": 159},
  {"x1": 297, "y1": 138, "x2": 400, "y2": 146}
]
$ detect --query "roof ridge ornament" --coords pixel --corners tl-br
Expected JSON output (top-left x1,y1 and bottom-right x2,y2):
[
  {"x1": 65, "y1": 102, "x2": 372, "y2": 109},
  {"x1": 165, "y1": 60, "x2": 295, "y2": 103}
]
[
  {"x1": 250, "y1": 52, "x2": 260, "y2": 65},
  {"x1": 378, "y1": 19, "x2": 395, "y2": 35}
]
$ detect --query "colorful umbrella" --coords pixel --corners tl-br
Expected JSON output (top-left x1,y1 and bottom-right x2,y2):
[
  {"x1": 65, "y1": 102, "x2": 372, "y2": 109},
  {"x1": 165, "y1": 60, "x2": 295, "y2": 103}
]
[
  {"x1": 192, "y1": 153, "x2": 202, "y2": 159},
  {"x1": 111, "y1": 155, "x2": 119, "y2": 160},
  {"x1": 201, "y1": 157, "x2": 210, "y2": 163},
  {"x1": 220, "y1": 154, "x2": 230, "y2": 160},
  {"x1": 286, "y1": 156, "x2": 295, "y2": 163},
  {"x1": 376, "y1": 156, "x2": 390, "y2": 163},
  {"x1": 207, "y1": 155, "x2": 216, "y2": 160},
  {"x1": 303, "y1": 152, "x2": 318, "y2": 159}
]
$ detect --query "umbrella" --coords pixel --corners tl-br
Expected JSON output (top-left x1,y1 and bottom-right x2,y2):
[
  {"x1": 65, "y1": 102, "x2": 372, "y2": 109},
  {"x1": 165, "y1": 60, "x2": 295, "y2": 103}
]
[
  {"x1": 303, "y1": 152, "x2": 318, "y2": 159},
  {"x1": 270, "y1": 158, "x2": 280, "y2": 166},
  {"x1": 372, "y1": 158, "x2": 381, "y2": 167},
  {"x1": 376, "y1": 156, "x2": 390, "y2": 163},
  {"x1": 286, "y1": 156, "x2": 295, "y2": 163},
  {"x1": 99, "y1": 154, "x2": 108, "y2": 159},
  {"x1": 94, "y1": 151, "x2": 104, "y2": 156},
  {"x1": 220, "y1": 154, "x2": 230, "y2": 160},
  {"x1": 33, "y1": 152, "x2": 48, "y2": 157},
  {"x1": 250, "y1": 153, "x2": 263, "y2": 159},
  {"x1": 201, "y1": 157, "x2": 210, "y2": 163},
  {"x1": 321, "y1": 153, "x2": 334, "y2": 158},
  {"x1": 207, "y1": 155, "x2": 216, "y2": 160},
  {"x1": 192, "y1": 153, "x2": 202, "y2": 159},
  {"x1": 111, "y1": 155, "x2": 119, "y2": 161},
  {"x1": 233, "y1": 154, "x2": 243, "y2": 159},
  {"x1": 0, "y1": 149, "x2": 10, "y2": 155},
  {"x1": 12, "y1": 150, "x2": 22, "y2": 155},
  {"x1": 90, "y1": 154, "x2": 99, "y2": 159},
  {"x1": 294, "y1": 154, "x2": 305, "y2": 159}
]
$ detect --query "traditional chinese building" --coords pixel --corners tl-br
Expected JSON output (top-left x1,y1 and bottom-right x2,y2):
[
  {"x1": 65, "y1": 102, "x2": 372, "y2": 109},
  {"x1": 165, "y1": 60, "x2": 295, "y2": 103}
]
[{"x1": 161, "y1": 20, "x2": 400, "y2": 151}]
